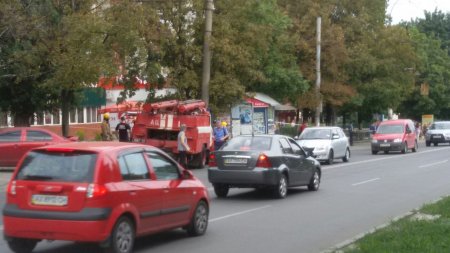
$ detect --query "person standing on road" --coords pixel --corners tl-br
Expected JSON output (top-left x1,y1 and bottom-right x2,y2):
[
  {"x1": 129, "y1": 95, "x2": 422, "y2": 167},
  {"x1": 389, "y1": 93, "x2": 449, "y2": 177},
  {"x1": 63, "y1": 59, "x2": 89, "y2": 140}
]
[
  {"x1": 178, "y1": 124, "x2": 190, "y2": 169},
  {"x1": 348, "y1": 123, "x2": 354, "y2": 146},
  {"x1": 213, "y1": 120, "x2": 229, "y2": 151},
  {"x1": 115, "y1": 116, "x2": 131, "y2": 142},
  {"x1": 101, "y1": 113, "x2": 113, "y2": 141}
]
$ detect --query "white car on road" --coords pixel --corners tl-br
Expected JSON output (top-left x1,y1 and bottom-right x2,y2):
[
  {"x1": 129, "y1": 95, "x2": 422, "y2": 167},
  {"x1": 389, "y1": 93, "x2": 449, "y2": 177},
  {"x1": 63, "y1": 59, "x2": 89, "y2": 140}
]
[{"x1": 296, "y1": 127, "x2": 350, "y2": 164}]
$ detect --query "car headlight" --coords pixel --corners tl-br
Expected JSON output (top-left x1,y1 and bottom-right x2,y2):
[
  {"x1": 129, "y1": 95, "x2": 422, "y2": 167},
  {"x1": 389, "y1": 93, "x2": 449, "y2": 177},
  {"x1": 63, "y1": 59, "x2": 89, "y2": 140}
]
[
  {"x1": 372, "y1": 139, "x2": 378, "y2": 143},
  {"x1": 393, "y1": 138, "x2": 402, "y2": 143}
]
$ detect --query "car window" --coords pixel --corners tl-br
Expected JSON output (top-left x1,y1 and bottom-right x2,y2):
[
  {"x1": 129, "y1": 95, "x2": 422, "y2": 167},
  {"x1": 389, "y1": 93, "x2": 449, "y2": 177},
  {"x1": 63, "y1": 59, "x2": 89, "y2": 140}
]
[
  {"x1": 146, "y1": 152, "x2": 180, "y2": 180},
  {"x1": 26, "y1": 130, "x2": 53, "y2": 141},
  {"x1": 288, "y1": 138, "x2": 305, "y2": 156},
  {"x1": 222, "y1": 136, "x2": 272, "y2": 151},
  {"x1": 431, "y1": 123, "x2": 450, "y2": 130},
  {"x1": 332, "y1": 129, "x2": 339, "y2": 138},
  {"x1": 118, "y1": 153, "x2": 150, "y2": 180},
  {"x1": 338, "y1": 129, "x2": 346, "y2": 138},
  {"x1": 16, "y1": 151, "x2": 97, "y2": 182},
  {"x1": 0, "y1": 130, "x2": 21, "y2": 142},
  {"x1": 376, "y1": 124, "x2": 404, "y2": 134},
  {"x1": 279, "y1": 138, "x2": 293, "y2": 154},
  {"x1": 300, "y1": 129, "x2": 331, "y2": 140}
]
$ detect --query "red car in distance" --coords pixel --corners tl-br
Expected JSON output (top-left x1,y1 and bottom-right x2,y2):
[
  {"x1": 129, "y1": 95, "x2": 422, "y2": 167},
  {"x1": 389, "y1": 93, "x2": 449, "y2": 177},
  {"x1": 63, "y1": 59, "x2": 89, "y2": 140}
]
[
  {"x1": 3, "y1": 142, "x2": 209, "y2": 253},
  {"x1": 0, "y1": 127, "x2": 77, "y2": 167}
]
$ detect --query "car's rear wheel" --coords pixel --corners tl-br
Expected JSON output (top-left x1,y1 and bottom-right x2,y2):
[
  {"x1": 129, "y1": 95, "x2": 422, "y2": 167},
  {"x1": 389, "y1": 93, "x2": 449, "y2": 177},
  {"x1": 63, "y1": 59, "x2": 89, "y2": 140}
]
[
  {"x1": 401, "y1": 142, "x2": 408, "y2": 154},
  {"x1": 105, "y1": 216, "x2": 135, "y2": 253},
  {"x1": 274, "y1": 174, "x2": 288, "y2": 199},
  {"x1": 426, "y1": 141, "x2": 431, "y2": 147},
  {"x1": 371, "y1": 150, "x2": 378, "y2": 155},
  {"x1": 307, "y1": 169, "x2": 321, "y2": 191},
  {"x1": 7, "y1": 238, "x2": 38, "y2": 253},
  {"x1": 384, "y1": 150, "x2": 389, "y2": 154},
  {"x1": 187, "y1": 201, "x2": 209, "y2": 236},
  {"x1": 433, "y1": 142, "x2": 438, "y2": 146},
  {"x1": 327, "y1": 149, "x2": 334, "y2": 164},
  {"x1": 342, "y1": 148, "x2": 350, "y2": 162},
  {"x1": 213, "y1": 184, "x2": 229, "y2": 198},
  {"x1": 412, "y1": 140, "x2": 418, "y2": 152}
]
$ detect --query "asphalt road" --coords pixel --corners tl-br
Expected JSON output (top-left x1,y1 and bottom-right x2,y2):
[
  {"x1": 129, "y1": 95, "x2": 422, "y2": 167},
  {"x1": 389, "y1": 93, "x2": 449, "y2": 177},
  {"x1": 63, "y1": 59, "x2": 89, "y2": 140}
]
[{"x1": 1, "y1": 141, "x2": 450, "y2": 253}]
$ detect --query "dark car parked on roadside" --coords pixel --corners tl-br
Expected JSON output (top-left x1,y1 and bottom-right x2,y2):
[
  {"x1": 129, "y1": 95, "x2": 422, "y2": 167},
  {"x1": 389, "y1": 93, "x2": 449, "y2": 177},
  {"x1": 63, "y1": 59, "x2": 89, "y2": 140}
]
[
  {"x1": 3, "y1": 142, "x2": 209, "y2": 253},
  {"x1": 0, "y1": 127, "x2": 77, "y2": 167},
  {"x1": 208, "y1": 135, "x2": 321, "y2": 199}
]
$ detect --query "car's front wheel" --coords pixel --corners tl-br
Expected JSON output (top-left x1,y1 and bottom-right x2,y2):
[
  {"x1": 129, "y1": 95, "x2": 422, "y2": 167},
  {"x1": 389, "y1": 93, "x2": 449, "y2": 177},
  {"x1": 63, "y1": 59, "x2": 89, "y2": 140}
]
[
  {"x1": 187, "y1": 201, "x2": 209, "y2": 236},
  {"x1": 274, "y1": 174, "x2": 288, "y2": 199},
  {"x1": 371, "y1": 150, "x2": 378, "y2": 155},
  {"x1": 104, "y1": 216, "x2": 135, "y2": 253},
  {"x1": 213, "y1": 184, "x2": 229, "y2": 198},
  {"x1": 426, "y1": 141, "x2": 431, "y2": 147},
  {"x1": 7, "y1": 238, "x2": 38, "y2": 253},
  {"x1": 307, "y1": 169, "x2": 321, "y2": 191},
  {"x1": 327, "y1": 149, "x2": 334, "y2": 164},
  {"x1": 342, "y1": 148, "x2": 350, "y2": 162}
]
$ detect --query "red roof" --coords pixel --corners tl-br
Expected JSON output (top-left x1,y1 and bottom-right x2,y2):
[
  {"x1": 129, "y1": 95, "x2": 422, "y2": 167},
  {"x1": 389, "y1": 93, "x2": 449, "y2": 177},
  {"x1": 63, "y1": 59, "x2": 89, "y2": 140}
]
[{"x1": 245, "y1": 98, "x2": 269, "y2": 108}]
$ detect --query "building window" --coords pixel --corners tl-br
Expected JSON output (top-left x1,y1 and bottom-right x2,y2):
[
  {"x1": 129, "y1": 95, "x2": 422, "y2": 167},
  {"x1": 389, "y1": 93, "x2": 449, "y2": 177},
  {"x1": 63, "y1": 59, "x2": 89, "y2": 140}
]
[
  {"x1": 77, "y1": 107, "x2": 84, "y2": 123},
  {"x1": 53, "y1": 110, "x2": 60, "y2": 125},
  {"x1": 86, "y1": 107, "x2": 92, "y2": 123},
  {"x1": 70, "y1": 108, "x2": 77, "y2": 123},
  {"x1": 45, "y1": 112, "x2": 52, "y2": 125}
]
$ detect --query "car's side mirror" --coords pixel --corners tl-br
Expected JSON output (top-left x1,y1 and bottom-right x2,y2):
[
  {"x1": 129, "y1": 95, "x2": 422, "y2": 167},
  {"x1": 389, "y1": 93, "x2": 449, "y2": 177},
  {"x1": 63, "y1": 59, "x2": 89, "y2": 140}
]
[
  {"x1": 182, "y1": 170, "x2": 194, "y2": 180},
  {"x1": 332, "y1": 134, "x2": 340, "y2": 139},
  {"x1": 294, "y1": 136, "x2": 299, "y2": 140}
]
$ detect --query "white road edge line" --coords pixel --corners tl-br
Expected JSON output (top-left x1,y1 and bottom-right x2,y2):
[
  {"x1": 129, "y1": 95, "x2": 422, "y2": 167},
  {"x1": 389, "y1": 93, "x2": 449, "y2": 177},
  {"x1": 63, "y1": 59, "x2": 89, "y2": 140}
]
[
  {"x1": 419, "y1": 160, "x2": 448, "y2": 168},
  {"x1": 352, "y1": 178, "x2": 380, "y2": 186},
  {"x1": 210, "y1": 205, "x2": 271, "y2": 223}
]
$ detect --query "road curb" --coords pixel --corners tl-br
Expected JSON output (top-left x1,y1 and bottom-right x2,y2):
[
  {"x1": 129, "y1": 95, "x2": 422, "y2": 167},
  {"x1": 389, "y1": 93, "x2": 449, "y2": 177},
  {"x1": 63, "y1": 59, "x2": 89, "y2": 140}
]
[{"x1": 321, "y1": 195, "x2": 449, "y2": 253}]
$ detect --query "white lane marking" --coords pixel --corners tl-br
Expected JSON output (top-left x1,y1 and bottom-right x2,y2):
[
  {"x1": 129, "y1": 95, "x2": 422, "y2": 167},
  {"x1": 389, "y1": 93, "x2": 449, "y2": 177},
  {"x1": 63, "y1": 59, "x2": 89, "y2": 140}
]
[
  {"x1": 210, "y1": 205, "x2": 271, "y2": 223},
  {"x1": 419, "y1": 160, "x2": 448, "y2": 168},
  {"x1": 324, "y1": 146, "x2": 450, "y2": 171},
  {"x1": 352, "y1": 178, "x2": 380, "y2": 186}
]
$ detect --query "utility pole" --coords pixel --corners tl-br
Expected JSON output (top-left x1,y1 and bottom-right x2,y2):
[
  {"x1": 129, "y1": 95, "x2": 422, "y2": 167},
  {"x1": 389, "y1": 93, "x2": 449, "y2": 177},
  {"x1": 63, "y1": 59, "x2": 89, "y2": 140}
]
[
  {"x1": 314, "y1": 17, "x2": 322, "y2": 127},
  {"x1": 201, "y1": 0, "x2": 214, "y2": 107}
]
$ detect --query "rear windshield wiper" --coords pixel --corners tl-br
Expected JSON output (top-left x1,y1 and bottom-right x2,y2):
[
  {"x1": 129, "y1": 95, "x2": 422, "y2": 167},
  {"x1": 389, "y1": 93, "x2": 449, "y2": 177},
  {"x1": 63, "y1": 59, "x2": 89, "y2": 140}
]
[{"x1": 20, "y1": 175, "x2": 54, "y2": 181}]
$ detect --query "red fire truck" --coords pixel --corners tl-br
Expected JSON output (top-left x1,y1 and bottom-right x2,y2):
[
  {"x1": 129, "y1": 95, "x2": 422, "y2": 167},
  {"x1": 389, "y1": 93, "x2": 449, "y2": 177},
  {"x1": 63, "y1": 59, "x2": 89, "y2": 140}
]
[{"x1": 131, "y1": 99, "x2": 212, "y2": 168}]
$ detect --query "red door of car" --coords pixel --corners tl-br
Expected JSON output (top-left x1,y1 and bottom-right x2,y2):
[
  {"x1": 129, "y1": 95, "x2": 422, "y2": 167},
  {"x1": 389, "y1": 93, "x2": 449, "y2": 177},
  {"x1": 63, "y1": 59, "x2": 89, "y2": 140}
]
[
  {"x1": 145, "y1": 151, "x2": 194, "y2": 228},
  {"x1": 118, "y1": 153, "x2": 165, "y2": 234},
  {"x1": 0, "y1": 129, "x2": 24, "y2": 167}
]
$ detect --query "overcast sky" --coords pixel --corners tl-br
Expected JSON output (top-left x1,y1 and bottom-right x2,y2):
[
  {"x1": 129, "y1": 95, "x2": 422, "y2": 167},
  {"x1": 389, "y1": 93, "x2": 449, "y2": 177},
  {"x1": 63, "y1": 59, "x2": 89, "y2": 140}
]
[{"x1": 388, "y1": 0, "x2": 450, "y2": 24}]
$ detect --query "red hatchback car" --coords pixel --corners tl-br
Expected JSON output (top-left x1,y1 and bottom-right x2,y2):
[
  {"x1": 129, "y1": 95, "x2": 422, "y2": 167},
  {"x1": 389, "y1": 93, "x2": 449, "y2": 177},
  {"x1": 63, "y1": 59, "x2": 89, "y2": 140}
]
[
  {"x1": 3, "y1": 142, "x2": 209, "y2": 253},
  {"x1": 0, "y1": 127, "x2": 77, "y2": 167}
]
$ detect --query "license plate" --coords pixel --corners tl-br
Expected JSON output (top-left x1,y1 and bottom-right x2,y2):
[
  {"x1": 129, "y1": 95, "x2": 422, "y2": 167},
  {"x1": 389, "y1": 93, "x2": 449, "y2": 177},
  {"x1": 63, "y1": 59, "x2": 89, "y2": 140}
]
[
  {"x1": 224, "y1": 158, "x2": 247, "y2": 164},
  {"x1": 432, "y1": 136, "x2": 441, "y2": 139},
  {"x1": 32, "y1": 195, "x2": 68, "y2": 206},
  {"x1": 380, "y1": 143, "x2": 390, "y2": 147}
]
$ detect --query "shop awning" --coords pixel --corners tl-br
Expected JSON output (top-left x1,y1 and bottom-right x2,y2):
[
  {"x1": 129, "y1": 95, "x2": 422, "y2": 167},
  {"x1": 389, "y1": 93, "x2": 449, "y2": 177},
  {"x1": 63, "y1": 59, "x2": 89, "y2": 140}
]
[
  {"x1": 275, "y1": 104, "x2": 296, "y2": 111},
  {"x1": 245, "y1": 98, "x2": 269, "y2": 108}
]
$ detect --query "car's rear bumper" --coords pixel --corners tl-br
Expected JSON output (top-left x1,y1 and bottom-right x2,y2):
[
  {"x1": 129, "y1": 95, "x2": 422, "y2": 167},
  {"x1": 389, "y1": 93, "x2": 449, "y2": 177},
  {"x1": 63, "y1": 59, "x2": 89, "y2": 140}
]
[
  {"x1": 208, "y1": 167, "x2": 280, "y2": 187},
  {"x1": 3, "y1": 204, "x2": 111, "y2": 242},
  {"x1": 371, "y1": 142, "x2": 403, "y2": 152},
  {"x1": 3, "y1": 216, "x2": 110, "y2": 241}
]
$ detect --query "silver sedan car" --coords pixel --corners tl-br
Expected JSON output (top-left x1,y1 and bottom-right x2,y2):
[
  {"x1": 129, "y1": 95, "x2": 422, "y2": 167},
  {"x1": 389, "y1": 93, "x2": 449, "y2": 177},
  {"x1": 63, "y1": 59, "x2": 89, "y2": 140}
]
[{"x1": 296, "y1": 127, "x2": 350, "y2": 164}]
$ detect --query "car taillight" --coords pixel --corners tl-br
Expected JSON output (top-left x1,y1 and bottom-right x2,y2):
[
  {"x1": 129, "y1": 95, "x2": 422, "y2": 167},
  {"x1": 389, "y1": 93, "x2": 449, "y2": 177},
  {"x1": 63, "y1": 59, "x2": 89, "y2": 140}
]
[
  {"x1": 209, "y1": 153, "x2": 217, "y2": 167},
  {"x1": 7, "y1": 181, "x2": 16, "y2": 196},
  {"x1": 256, "y1": 154, "x2": 272, "y2": 168},
  {"x1": 86, "y1": 184, "x2": 107, "y2": 198}
]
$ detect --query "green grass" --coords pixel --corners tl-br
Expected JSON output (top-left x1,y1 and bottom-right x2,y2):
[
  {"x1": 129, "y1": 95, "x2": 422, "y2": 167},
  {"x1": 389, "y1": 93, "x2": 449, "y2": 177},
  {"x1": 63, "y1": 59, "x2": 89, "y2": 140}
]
[{"x1": 338, "y1": 196, "x2": 450, "y2": 253}]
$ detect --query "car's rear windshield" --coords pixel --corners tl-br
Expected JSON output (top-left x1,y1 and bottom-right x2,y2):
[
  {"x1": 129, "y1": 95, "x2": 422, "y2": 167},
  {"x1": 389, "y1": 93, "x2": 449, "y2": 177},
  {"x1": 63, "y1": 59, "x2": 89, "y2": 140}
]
[
  {"x1": 299, "y1": 129, "x2": 331, "y2": 140},
  {"x1": 429, "y1": 123, "x2": 450, "y2": 130},
  {"x1": 16, "y1": 151, "x2": 97, "y2": 183},
  {"x1": 221, "y1": 136, "x2": 272, "y2": 151},
  {"x1": 376, "y1": 124, "x2": 404, "y2": 134}
]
